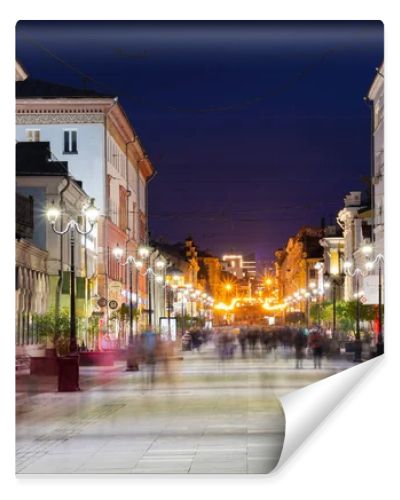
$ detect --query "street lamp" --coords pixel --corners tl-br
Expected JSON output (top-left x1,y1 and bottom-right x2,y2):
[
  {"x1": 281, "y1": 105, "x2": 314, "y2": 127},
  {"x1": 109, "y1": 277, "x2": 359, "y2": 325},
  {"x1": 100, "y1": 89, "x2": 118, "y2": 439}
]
[
  {"x1": 46, "y1": 198, "x2": 98, "y2": 391},
  {"x1": 311, "y1": 287, "x2": 320, "y2": 325},
  {"x1": 113, "y1": 245, "x2": 143, "y2": 371},
  {"x1": 144, "y1": 254, "x2": 166, "y2": 329},
  {"x1": 304, "y1": 291, "x2": 311, "y2": 328},
  {"x1": 113, "y1": 245, "x2": 167, "y2": 368},
  {"x1": 177, "y1": 287, "x2": 188, "y2": 337},
  {"x1": 363, "y1": 250, "x2": 384, "y2": 355},
  {"x1": 323, "y1": 269, "x2": 345, "y2": 341},
  {"x1": 343, "y1": 259, "x2": 365, "y2": 362}
]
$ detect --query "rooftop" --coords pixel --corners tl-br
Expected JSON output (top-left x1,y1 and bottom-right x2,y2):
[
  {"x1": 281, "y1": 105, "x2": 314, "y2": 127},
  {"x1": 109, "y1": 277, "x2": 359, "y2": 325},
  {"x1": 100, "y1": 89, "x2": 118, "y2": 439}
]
[{"x1": 16, "y1": 142, "x2": 69, "y2": 176}]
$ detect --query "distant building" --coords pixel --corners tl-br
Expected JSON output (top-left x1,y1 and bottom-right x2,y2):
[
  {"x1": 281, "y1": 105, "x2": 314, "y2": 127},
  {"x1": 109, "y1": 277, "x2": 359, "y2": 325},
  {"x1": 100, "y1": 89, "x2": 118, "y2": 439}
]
[
  {"x1": 221, "y1": 254, "x2": 244, "y2": 280},
  {"x1": 274, "y1": 226, "x2": 324, "y2": 309},
  {"x1": 197, "y1": 250, "x2": 223, "y2": 301},
  {"x1": 242, "y1": 253, "x2": 257, "y2": 279}
]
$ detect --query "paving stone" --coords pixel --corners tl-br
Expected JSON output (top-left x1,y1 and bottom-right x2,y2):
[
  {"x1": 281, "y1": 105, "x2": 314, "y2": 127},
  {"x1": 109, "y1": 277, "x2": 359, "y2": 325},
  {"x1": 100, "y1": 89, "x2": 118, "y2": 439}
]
[{"x1": 16, "y1": 352, "x2": 352, "y2": 474}]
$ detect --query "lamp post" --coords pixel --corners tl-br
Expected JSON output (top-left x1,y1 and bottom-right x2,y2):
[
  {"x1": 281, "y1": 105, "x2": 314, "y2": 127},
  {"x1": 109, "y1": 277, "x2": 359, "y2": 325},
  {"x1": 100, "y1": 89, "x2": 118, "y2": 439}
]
[
  {"x1": 343, "y1": 259, "x2": 364, "y2": 362},
  {"x1": 363, "y1": 248, "x2": 384, "y2": 355},
  {"x1": 47, "y1": 198, "x2": 98, "y2": 391},
  {"x1": 323, "y1": 271, "x2": 345, "y2": 340},
  {"x1": 113, "y1": 244, "x2": 166, "y2": 369},
  {"x1": 177, "y1": 287, "x2": 189, "y2": 336},
  {"x1": 303, "y1": 290, "x2": 311, "y2": 329},
  {"x1": 377, "y1": 255, "x2": 384, "y2": 354},
  {"x1": 113, "y1": 245, "x2": 144, "y2": 371},
  {"x1": 312, "y1": 288, "x2": 320, "y2": 325}
]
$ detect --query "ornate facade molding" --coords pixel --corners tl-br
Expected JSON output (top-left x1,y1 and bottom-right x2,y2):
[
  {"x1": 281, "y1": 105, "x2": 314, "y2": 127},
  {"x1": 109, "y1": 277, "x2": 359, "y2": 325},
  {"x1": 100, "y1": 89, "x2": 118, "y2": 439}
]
[
  {"x1": 16, "y1": 113, "x2": 104, "y2": 125},
  {"x1": 16, "y1": 239, "x2": 48, "y2": 272}
]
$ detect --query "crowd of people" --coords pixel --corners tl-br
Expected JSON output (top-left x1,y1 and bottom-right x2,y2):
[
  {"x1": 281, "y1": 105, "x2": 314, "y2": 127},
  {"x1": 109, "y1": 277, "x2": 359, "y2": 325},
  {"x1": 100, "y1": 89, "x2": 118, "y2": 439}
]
[
  {"x1": 82, "y1": 322, "x2": 378, "y2": 384},
  {"x1": 209, "y1": 325, "x2": 350, "y2": 368}
]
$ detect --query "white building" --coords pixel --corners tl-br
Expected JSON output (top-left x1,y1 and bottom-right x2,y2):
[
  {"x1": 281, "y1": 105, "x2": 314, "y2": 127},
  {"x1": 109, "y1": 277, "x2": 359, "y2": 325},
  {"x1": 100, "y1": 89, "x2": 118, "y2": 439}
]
[
  {"x1": 337, "y1": 192, "x2": 377, "y2": 305},
  {"x1": 367, "y1": 64, "x2": 384, "y2": 309},
  {"x1": 16, "y1": 141, "x2": 98, "y2": 348},
  {"x1": 16, "y1": 61, "x2": 155, "y2": 340},
  {"x1": 319, "y1": 225, "x2": 345, "y2": 302},
  {"x1": 16, "y1": 192, "x2": 49, "y2": 358}
]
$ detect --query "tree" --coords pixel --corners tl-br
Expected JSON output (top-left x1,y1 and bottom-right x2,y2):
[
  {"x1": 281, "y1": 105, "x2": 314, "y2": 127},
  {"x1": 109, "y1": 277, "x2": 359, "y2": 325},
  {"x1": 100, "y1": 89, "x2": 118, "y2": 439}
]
[
  {"x1": 33, "y1": 308, "x2": 72, "y2": 356},
  {"x1": 309, "y1": 302, "x2": 332, "y2": 324},
  {"x1": 311, "y1": 300, "x2": 378, "y2": 335}
]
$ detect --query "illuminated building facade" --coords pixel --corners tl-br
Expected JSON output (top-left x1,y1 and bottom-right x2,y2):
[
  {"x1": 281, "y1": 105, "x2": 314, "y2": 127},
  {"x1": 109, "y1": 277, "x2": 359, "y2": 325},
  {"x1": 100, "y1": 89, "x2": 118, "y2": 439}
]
[
  {"x1": 16, "y1": 61, "x2": 155, "y2": 343},
  {"x1": 221, "y1": 254, "x2": 244, "y2": 280},
  {"x1": 274, "y1": 226, "x2": 324, "y2": 309}
]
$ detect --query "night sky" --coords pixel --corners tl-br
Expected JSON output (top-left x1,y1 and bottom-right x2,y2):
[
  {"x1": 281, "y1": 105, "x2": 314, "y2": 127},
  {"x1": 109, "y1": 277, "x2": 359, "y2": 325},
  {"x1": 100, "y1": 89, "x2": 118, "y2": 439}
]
[{"x1": 16, "y1": 21, "x2": 383, "y2": 265}]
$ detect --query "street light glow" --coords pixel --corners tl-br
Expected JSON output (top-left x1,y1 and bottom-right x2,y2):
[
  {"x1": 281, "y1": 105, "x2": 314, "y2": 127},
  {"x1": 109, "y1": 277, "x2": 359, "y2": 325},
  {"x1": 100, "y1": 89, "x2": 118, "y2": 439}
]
[
  {"x1": 46, "y1": 202, "x2": 61, "y2": 224},
  {"x1": 112, "y1": 245, "x2": 124, "y2": 261},
  {"x1": 85, "y1": 198, "x2": 99, "y2": 224},
  {"x1": 361, "y1": 244, "x2": 373, "y2": 256},
  {"x1": 155, "y1": 259, "x2": 166, "y2": 270},
  {"x1": 138, "y1": 245, "x2": 150, "y2": 259}
]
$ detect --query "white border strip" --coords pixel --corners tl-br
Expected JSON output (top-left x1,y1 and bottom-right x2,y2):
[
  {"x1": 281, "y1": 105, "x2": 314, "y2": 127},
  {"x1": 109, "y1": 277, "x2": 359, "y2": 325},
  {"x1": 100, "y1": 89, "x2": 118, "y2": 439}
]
[{"x1": 275, "y1": 356, "x2": 383, "y2": 470}]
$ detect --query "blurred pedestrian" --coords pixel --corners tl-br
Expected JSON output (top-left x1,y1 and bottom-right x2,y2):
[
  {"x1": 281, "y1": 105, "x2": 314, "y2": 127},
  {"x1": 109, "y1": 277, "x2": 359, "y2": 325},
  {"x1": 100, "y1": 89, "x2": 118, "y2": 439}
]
[
  {"x1": 308, "y1": 328, "x2": 323, "y2": 369},
  {"x1": 238, "y1": 328, "x2": 247, "y2": 357},
  {"x1": 142, "y1": 329, "x2": 157, "y2": 385},
  {"x1": 294, "y1": 328, "x2": 307, "y2": 369}
]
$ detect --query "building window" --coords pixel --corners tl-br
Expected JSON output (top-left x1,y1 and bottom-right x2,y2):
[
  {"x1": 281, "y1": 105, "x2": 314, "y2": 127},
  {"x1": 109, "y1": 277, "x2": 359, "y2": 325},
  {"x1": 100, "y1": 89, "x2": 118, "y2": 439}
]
[
  {"x1": 63, "y1": 130, "x2": 78, "y2": 154},
  {"x1": 26, "y1": 129, "x2": 40, "y2": 142}
]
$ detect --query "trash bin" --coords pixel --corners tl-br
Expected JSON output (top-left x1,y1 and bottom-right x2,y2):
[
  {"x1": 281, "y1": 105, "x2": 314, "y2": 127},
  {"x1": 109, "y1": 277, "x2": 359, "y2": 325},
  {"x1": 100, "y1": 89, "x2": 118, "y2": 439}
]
[{"x1": 58, "y1": 355, "x2": 80, "y2": 392}]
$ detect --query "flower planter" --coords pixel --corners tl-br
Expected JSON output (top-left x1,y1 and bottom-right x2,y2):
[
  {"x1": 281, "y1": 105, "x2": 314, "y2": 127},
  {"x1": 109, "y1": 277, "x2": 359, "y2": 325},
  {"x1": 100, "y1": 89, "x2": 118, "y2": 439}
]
[
  {"x1": 79, "y1": 351, "x2": 115, "y2": 366},
  {"x1": 30, "y1": 356, "x2": 59, "y2": 376}
]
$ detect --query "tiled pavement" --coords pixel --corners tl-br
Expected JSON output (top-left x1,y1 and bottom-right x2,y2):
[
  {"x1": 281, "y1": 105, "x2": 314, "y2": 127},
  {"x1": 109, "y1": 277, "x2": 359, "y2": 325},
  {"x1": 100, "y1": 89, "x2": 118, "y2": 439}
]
[{"x1": 16, "y1": 347, "x2": 354, "y2": 474}]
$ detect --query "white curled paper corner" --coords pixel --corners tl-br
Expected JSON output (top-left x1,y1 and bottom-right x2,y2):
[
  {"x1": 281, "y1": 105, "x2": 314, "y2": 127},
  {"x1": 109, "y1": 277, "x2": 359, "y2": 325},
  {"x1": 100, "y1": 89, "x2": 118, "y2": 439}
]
[{"x1": 274, "y1": 356, "x2": 383, "y2": 471}]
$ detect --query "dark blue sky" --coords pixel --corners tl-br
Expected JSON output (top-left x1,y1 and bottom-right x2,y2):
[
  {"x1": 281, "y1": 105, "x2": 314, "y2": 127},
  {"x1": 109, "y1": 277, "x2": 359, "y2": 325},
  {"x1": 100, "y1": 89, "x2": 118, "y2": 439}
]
[{"x1": 16, "y1": 21, "x2": 383, "y2": 264}]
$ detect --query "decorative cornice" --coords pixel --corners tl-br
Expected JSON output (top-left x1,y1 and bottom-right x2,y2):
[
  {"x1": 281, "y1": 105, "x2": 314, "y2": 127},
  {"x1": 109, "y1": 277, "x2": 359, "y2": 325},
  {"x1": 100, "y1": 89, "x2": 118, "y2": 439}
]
[{"x1": 16, "y1": 113, "x2": 104, "y2": 125}]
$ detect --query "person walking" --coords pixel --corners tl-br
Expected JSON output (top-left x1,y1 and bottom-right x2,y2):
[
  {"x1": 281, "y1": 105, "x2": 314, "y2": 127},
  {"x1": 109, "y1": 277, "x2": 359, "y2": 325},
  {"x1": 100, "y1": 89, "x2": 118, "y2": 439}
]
[
  {"x1": 308, "y1": 328, "x2": 323, "y2": 369},
  {"x1": 142, "y1": 329, "x2": 157, "y2": 385},
  {"x1": 293, "y1": 328, "x2": 307, "y2": 369}
]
